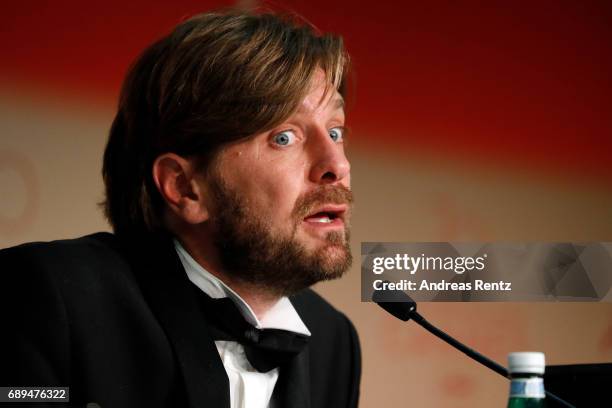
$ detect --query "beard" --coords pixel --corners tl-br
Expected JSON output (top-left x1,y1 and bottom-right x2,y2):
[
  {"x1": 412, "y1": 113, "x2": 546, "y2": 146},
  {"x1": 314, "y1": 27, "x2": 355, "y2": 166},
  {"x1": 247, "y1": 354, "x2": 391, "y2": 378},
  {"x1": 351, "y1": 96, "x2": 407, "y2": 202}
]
[{"x1": 208, "y1": 176, "x2": 354, "y2": 297}]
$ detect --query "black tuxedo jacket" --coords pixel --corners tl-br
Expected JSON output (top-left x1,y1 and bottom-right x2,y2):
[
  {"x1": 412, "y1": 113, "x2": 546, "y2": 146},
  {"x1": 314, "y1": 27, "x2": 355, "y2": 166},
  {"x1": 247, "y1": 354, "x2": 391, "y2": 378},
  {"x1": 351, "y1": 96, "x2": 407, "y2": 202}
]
[{"x1": 0, "y1": 232, "x2": 360, "y2": 407}]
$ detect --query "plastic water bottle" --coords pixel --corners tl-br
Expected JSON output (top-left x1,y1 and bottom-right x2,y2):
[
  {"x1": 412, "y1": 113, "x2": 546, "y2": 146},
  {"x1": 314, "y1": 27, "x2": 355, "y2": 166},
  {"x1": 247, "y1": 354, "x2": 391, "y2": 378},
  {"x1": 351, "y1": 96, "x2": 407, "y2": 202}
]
[{"x1": 507, "y1": 352, "x2": 546, "y2": 408}]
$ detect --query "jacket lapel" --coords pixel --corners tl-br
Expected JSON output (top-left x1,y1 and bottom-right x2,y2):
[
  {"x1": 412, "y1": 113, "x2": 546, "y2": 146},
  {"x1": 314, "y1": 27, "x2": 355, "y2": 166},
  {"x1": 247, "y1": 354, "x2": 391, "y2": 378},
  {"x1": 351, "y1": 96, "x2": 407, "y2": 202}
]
[
  {"x1": 272, "y1": 301, "x2": 312, "y2": 408},
  {"x1": 125, "y1": 233, "x2": 230, "y2": 408},
  {"x1": 276, "y1": 348, "x2": 311, "y2": 408}
]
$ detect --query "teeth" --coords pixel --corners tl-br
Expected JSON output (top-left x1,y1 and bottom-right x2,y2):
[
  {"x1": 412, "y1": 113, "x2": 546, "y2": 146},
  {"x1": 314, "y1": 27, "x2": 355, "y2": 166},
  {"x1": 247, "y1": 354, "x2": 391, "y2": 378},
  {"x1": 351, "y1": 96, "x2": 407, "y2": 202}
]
[{"x1": 312, "y1": 216, "x2": 332, "y2": 223}]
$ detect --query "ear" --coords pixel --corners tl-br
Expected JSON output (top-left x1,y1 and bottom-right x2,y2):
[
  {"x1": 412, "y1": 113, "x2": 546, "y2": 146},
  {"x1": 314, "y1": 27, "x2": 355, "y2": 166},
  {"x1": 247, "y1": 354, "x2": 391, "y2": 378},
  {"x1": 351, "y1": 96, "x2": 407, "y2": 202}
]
[{"x1": 152, "y1": 153, "x2": 210, "y2": 224}]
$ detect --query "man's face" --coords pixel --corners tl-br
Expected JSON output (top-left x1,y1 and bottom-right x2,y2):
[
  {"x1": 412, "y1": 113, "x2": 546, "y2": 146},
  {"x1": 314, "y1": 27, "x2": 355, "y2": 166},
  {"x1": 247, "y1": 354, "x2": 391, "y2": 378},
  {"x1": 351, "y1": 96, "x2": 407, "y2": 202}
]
[{"x1": 204, "y1": 72, "x2": 353, "y2": 296}]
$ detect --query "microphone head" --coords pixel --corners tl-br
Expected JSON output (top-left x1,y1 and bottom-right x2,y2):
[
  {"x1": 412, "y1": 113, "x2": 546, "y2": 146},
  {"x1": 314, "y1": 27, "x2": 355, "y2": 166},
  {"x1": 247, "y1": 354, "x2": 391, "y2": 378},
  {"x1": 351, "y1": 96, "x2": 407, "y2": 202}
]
[{"x1": 372, "y1": 288, "x2": 418, "y2": 322}]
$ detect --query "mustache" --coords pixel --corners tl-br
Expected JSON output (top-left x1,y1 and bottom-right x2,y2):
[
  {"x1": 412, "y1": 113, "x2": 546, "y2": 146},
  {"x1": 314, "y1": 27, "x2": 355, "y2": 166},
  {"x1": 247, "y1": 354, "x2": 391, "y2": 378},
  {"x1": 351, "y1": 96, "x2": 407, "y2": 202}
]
[{"x1": 292, "y1": 185, "x2": 354, "y2": 220}]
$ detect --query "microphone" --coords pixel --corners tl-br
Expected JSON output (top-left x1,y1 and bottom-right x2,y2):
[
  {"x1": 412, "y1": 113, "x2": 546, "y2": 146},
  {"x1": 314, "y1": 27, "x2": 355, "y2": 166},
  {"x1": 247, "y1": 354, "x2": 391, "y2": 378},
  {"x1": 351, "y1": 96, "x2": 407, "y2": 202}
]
[{"x1": 373, "y1": 289, "x2": 575, "y2": 408}]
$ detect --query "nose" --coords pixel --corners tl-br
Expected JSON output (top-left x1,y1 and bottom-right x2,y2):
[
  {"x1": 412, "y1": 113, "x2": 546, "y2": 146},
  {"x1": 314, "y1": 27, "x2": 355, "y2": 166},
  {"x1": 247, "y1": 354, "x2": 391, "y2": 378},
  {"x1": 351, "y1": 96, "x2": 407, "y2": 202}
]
[{"x1": 308, "y1": 129, "x2": 351, "y2": 184}]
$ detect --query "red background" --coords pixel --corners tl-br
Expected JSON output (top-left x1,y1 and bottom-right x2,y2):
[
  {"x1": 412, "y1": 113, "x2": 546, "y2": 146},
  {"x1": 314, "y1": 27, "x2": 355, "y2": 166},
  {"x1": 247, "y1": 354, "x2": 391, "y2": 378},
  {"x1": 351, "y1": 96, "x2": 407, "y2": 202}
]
[
  {"x1": 2, "y1": 0, "x2": 611, "y2": 181},
  {"x1": 0, "y1": 0, "x2": 612, "y2": 181}
]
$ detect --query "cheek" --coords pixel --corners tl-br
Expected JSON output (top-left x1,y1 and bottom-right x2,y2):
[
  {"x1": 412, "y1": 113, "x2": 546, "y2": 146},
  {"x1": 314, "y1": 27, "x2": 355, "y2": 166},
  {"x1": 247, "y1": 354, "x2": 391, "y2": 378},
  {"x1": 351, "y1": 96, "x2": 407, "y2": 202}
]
[
  {"x1": 252, "y1": 152, "x2": 307, "y2": 195},
  {"x1": 255, "y1": 171, "x2": 304, "y2": 215},
  {"x1": 220, "y1": 145, "x2": 309, "y2": 215}
]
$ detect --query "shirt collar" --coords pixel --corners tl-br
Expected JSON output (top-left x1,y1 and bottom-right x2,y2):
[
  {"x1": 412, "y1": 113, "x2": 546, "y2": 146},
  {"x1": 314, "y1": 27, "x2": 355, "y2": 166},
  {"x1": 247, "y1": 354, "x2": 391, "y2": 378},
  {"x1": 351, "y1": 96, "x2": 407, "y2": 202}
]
[{"x1": 174, "y1": 239, "x2": 311, "y2": 336}]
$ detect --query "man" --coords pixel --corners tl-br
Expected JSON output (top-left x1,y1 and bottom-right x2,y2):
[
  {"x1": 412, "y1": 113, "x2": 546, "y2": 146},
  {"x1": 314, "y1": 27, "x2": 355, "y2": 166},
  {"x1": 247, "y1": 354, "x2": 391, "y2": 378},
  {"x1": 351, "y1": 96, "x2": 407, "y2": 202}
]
[{"x1": 0, "y1": 10, "x2": 360, "y2": 408}]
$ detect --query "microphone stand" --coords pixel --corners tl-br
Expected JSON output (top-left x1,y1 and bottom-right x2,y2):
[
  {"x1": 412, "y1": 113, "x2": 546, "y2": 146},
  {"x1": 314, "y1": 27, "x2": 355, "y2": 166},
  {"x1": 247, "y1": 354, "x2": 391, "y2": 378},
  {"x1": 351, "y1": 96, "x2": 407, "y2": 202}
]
[
  {"x1": 374, "y1": 289, "x2": 575, "y2": 408},
  {"x1": 410, "y1": 311, "x2": 508, "y2": 378},
  {"x1": 410, "y1": 310, "x2": 574, "y2": 408}
]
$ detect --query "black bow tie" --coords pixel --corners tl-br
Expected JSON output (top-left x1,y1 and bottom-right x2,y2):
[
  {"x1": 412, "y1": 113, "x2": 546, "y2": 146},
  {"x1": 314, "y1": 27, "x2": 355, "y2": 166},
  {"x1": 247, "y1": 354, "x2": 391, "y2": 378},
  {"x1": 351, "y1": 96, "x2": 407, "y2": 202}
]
[{"x1": 193, "y1": 286, "x2": 310, "y2": 372}]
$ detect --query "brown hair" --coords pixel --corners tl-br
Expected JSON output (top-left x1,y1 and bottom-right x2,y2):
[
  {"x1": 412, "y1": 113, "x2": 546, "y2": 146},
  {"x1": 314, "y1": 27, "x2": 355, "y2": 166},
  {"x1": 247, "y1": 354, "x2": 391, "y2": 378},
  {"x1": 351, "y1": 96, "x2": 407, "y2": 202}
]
[{"x1": 102, "y1": 9, "x2": 350, "y2": 236}]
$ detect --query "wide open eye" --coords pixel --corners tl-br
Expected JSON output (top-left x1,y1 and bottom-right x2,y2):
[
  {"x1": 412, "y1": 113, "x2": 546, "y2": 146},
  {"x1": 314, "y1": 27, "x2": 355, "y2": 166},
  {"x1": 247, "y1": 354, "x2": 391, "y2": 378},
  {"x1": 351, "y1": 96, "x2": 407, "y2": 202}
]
[
  {"x1": 272, "y1": 130, "x2": 297, "y2": 146},
  {"x1": 329, "y1": 127, "x2": 344, "y2": 142}
]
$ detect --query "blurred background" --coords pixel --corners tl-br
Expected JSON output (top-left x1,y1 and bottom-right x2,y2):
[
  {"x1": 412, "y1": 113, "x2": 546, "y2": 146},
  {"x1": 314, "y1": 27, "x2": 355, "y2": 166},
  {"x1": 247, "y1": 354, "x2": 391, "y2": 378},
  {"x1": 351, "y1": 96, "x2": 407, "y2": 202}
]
[{"x1": 1, "y1": 1, "x2": 611, "y2": 406}]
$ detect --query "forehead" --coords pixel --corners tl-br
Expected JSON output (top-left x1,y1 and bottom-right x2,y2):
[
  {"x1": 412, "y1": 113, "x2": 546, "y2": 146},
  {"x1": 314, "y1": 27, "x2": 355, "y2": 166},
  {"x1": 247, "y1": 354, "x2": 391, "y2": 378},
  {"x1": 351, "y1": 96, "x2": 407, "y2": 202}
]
[
  {"x1": 298, "y1": 73, "x2": 345, "y2": 116},
  {"x1": 297, "y1": 93, "x2": 345, "y2": 116}
]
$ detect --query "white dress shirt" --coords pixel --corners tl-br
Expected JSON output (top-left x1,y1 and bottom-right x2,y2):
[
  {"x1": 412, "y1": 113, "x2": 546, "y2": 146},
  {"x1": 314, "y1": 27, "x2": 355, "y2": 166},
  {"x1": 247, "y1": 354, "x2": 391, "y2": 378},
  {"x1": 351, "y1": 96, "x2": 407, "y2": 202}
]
[{"x1": 174, "y1": 240, "x2": 311, "y2": 408}]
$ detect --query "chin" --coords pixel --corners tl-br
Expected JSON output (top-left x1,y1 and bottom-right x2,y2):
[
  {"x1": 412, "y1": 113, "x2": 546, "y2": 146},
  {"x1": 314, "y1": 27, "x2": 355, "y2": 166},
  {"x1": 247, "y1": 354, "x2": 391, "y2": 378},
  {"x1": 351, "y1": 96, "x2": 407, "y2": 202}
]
[
  {"x1": 322, "y1": 241, "x2": 349, "y2": 256},
  {"x1": 302, "y1": 227, "x2": 347, "y2": 245},
  {"x1": 316, "y1": 241, "x2": 352, "y2": 274}
]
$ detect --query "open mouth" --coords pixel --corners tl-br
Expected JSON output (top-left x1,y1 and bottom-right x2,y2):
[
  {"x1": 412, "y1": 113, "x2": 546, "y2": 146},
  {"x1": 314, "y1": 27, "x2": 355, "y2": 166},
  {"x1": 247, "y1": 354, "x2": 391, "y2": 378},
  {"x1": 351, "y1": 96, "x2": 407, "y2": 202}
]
[
  {"x1": 303, "y1": 205, "x2": 347, "y2": 225},
  {"x1": 304, "y1": 211, "x2": 340, "y2": 224}
]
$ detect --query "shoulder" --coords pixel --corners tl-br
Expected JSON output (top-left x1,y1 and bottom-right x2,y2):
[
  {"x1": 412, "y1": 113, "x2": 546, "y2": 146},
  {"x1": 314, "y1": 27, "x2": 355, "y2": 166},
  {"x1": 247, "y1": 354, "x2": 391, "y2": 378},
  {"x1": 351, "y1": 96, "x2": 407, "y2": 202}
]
[
  {"x1": 1, "y1": 232, "x2": 121, "y2": 264},
  {"x1": 1, "y1": 232, "x2": 128, "y2": 276},
  {"x1": 0, "y1": 232, "x2": 135, "y2": 300}
]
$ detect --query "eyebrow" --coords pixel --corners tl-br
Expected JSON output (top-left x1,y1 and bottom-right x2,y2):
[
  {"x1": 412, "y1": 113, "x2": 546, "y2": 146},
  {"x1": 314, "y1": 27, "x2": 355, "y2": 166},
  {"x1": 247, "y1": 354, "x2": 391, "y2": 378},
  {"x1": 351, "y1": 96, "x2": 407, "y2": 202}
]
[
  {"x1": 316, "y1": 95, "x2": 345, "y2": 111},
  {"x1": 335, "y1": 97, "x2": 345, "y2": 110}
]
